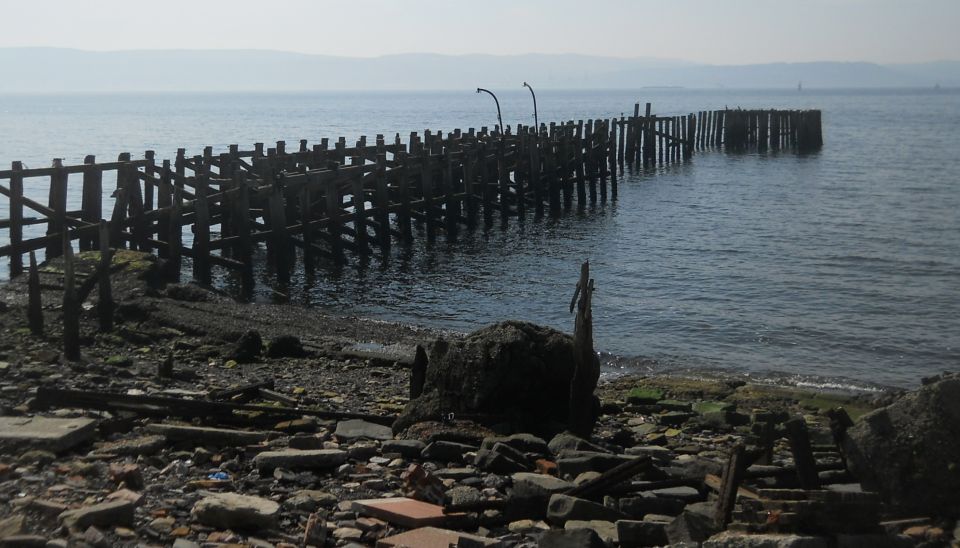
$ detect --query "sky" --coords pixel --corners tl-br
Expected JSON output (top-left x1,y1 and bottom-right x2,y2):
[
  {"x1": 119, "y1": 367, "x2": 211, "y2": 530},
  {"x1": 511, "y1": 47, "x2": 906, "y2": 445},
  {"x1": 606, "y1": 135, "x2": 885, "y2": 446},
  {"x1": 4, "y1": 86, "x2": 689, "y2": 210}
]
[{"x1": 1, "y1": 0, "x2": 958, "y2": 64}]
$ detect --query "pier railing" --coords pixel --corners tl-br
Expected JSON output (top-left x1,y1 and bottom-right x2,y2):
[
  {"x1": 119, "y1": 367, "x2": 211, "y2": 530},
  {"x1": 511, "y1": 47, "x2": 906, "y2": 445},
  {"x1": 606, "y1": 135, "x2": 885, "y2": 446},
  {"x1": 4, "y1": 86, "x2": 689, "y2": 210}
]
[{"x1": 0, "y1": 103, "x2": 822, "y2": 290}]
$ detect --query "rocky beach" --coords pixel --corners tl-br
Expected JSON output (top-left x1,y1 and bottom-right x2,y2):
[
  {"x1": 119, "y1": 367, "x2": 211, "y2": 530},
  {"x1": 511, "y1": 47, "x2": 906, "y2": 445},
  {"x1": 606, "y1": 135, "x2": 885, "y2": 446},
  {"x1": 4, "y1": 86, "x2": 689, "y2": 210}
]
[{"x1": 0, "y1": 252, "x2": 957, "y2": 548}]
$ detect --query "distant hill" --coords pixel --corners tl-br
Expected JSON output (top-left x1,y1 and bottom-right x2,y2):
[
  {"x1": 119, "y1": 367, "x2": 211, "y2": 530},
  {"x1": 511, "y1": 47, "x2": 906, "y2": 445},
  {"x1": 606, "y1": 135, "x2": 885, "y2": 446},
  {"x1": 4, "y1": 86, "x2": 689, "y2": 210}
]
[{"x1": 0, "y1": 48, "x2": 956, "y2": 92}]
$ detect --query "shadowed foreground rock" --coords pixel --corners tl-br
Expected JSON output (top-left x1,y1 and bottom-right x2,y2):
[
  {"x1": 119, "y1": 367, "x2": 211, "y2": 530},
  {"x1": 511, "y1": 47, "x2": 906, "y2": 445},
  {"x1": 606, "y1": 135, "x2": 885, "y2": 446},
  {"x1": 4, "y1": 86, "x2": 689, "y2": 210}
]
[
  {"x1": 393, "y1": 321, "x2": 599, "y2": 437},
  {"x1": 842, "y1": 373, "x2": 960, "y2": 517}
]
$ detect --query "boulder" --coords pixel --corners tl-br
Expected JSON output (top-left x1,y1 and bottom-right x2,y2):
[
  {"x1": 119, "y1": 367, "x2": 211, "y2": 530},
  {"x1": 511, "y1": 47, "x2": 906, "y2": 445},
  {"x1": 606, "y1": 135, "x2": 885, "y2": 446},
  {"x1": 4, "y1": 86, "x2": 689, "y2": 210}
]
[
  {"x1": 393, "y1": 321, "x2": 599, "y2": 437},
  {"x1": 842, "y1": 375, "x2": 960, "y2": 516},
  {"x1": 511, "y1": 472, "x2": 574, "y2": 499},
  {"x1": 191, "y1": 493, "x2": 279, "y2": 530}
]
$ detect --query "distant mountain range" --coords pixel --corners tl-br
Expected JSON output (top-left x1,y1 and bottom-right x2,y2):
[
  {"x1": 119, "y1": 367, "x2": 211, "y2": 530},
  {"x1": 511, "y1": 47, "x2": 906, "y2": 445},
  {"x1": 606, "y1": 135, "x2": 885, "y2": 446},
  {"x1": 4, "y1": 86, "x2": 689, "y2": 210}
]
[{"x1": 1, "y1": 48, "x2": 957, "y2": 92}]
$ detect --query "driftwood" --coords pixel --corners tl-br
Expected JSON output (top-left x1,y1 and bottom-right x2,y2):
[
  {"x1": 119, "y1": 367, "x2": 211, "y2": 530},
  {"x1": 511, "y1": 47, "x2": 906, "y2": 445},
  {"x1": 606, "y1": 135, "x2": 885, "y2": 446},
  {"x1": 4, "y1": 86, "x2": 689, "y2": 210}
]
[{"x1": 34, "y1": 387, "x2": 395, "y2": 426}]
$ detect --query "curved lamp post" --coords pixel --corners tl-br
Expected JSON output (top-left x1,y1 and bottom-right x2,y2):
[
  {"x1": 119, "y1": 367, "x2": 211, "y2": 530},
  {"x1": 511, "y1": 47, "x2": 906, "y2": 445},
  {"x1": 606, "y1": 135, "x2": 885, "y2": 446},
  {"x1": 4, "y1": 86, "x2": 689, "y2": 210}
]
[
  {"x1": 476, "y1": 88, "x2": 504, "y2": 135},
  {"x1": 523, "y1": 81, "x2": 538, "y2": 130}
]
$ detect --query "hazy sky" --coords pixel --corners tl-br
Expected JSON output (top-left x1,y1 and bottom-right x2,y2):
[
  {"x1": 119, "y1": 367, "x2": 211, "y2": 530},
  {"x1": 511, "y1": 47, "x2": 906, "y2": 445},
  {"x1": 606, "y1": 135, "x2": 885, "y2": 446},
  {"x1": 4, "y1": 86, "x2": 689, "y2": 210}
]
[{"x1": 1, "y1": 0, "x2": 957, "y2": 64}]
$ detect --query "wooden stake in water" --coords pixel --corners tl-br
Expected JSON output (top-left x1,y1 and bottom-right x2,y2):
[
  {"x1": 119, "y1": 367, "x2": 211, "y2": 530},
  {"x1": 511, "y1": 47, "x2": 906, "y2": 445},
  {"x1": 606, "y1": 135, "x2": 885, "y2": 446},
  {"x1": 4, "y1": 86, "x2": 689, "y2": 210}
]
[
  {"x1": 62, "y1": 234, "x2": 80, "y2": 361},
  {"x1": 28, "y1": 251, "x2": 43, "y2": 336}
]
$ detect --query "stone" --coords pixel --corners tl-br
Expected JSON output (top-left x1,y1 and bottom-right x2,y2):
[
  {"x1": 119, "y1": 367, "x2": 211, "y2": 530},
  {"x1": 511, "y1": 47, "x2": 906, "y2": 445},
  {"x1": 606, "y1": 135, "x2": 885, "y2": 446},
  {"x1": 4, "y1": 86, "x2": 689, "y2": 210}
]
[
  {"x1": 58, "y1": 500, "x2": 135, "y2": 530},
  {"x1": 511, "y1": 472, "x2": 574, "y2": 498},
  {"x1": 506, "y1": 519, "x2": 544, "y2": 533},
  {"x1": 0, "y1": 515, "x2": 25, "y2": 538},
  {"x1": 538, "y1": 528, "x2": 606, "y2": 548},
  {"x1": 557, "y1": 451, "x2": 636, "y2": 477},
  {"x1": 382, "y1": 439, "x2": 426, "y2": 458},
  {"x1": 352, "y1": 497, "x2": 463, "y2": 529},
  {"x1": 835, "y1": 535, "x2": 914, "y2": 548},
  {"x1": 480, "y1": 433, "x2": 549, "y2": 456},
  {"x1": 842, "y1": 375, "x2": 960, "y2": 516},
  {"x1": 474, "y1": 448, "x2": 528, "y2": 474},
  {"x1": 378, "y1": 526, "x2": 502, "y2": 548},
  {"x1": 253, "y1": 449, "x2": 347, "y2": 472},
  {"x1": 616, "y1": 519, "x2": 669, "y2": 547},
  {"x1": 335, "y1": 419, "x2": 393, "y2": 441},
  {"x1": 547, "y1": 494, "x2": 629, "y2": 525},
  {"x1": 620, "y1": 494, "x2": 686, "y2": 518},
  {"x1": 548, "y1": 431, "x2": 612, "y2": 455},
  {"x1": 666, "y1": 503, "x2": 719, "y2": 545},
  {"x1": 145, "y1": 423, "x2": 270, "y2": 446},
  {"x1": 303, "y1": 512, "x2": 327, "y2": 545},
  {"x1": 565, "y1": 520, "x2": 618, "y2": 545},
  {"x1": 703, "y1": 532, "x2": 830, "y2": 547},
  {"x1": 190, "y1": 492, "x2": 279, "y2": 530},
  {"x1": 82, "y1": 526, "x2": 107, "y2": 548},
  {"x1": 172, "y1": 540, "x2": 201, "y2": 548},
  {"x1": 446, "y1": 486, "x2": 482, "y2": 507},
  {"x1": 332, "y1": 527, "x2": 363, "y2": 541},
  {"x1": 0, "y1": 535, "x2": 47, "y2": 547},
  {"x1": 648, "y1": 486, "x2": 702, "y2": 503},
  {"x1": 225, "y1": 329, "x2": 262, "y2": 362},
  {"x1": 692, "y1": 401, "x2": 735, "y2": 415},
  {"x1": 627, "y1": 388, "x2": 665, "y2": 405},
  {"x1": 421, "y1": 440, "x2": 475, "y2": 462},
  {"x1": 94, "y1": 434, "x2": 165, "y2": 456},
  {"x1": 394, "y1": 321, "x2": 599, "y2": 437},
  {"x1": 284, "y1": 490, "x2": 337, "y2": 512},
  {"x1": 0, "y1": 416, "x2": 97, "y2": 453},
  {"x1": 266, "y1": 335, "x2": 307, "y2": 358}
]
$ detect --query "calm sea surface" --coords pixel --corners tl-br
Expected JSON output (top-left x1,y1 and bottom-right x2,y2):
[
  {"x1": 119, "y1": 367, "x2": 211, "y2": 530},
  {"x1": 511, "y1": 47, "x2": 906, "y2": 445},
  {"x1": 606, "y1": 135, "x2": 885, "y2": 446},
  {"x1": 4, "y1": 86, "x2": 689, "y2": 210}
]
[{"x1": 1, "y1": 89, "x2": 958, "y2": 389}]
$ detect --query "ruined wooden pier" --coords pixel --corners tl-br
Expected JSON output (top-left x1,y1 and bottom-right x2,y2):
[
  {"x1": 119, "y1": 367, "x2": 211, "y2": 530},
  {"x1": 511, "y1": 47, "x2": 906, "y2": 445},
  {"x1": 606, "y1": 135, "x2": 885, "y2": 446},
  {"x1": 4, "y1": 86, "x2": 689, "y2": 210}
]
[{"x1": 1, "y1": 103, "x2": 823, "y2": 294}]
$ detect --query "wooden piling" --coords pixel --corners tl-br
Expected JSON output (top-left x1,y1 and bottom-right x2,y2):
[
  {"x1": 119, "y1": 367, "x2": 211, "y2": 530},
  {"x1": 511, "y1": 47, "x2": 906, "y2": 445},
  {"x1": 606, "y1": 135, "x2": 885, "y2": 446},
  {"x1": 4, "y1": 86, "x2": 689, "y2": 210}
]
[
  {"x1": 97, "y1": 220, "x2": 113, "y2": 332},
  {"x1": 28, "y1": 251, "x2": 42, "y2": 336},
  {"x1": 62, "y1": 234, "x2": 80, "y2": 361},
  {"x1": 8, "y1": 162, "x2": 24, "y2": 277},
  {"x1": 46, "y1": 159, "x2": 68, "y2": 260}
]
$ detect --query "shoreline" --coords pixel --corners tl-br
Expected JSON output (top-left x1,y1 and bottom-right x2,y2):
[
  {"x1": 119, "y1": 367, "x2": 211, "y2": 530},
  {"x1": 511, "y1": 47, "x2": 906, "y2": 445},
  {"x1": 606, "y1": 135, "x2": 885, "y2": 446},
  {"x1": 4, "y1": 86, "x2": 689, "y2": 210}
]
[{"x1": 2, "y1": 252, "x2": 952, "y2": 547}]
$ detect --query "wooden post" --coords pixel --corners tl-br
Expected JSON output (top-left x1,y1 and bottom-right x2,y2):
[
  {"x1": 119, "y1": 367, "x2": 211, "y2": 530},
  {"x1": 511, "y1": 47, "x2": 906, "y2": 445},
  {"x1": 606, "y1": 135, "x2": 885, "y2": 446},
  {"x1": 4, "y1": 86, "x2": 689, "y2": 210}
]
[
  {"x1": 167, "y1": 187, "x2": 182, "y2": 282},
  {"x1": 463, "y1": 145, "x2": 478, "y2": 227},
  {"x1": 785, "y1": 417, "x2": 822, "y2": 489},
  {"x1": 575, "y1": 122, "x2": 588, "y2": 204},
  {"x1": 46, "y1": 158, "x2": 68, "y2": 259},
  {"x1": 157, "y1": 159, "x2": 172, "y2": 259},
  {"x1": 62, "y1": 234, "x2": 80, "y2": 361},
  {"x1": 79, "y1": 155, "x2": 102, "y2": 251},
  {"x1": 268, "y1": 174, "x2": 290, "y2": 282},
  {"x1": 715, "y1": 443, "x2": 746, "y2": 529},
  {"x1": 568, "y1": 260, "x2": 598, "y2": 438},
  {"x1": 28, "y1": 251, "x2": 43, "y2": 336},
  {"x1": 124, "y1": 154, "x2": 148, "y2": 252},
  {"x1": 325, "y1": 174, "x2": 344, "y2": 259},
  {"x1": 497, "y1": 140, "x2": 510, "y2": 225},
  {"x1": 299, "y1": 183, "x2": 315, "y2": 269},
  {"x1": 396, "y1": 150, "x2": 413, "y2": 241},
  {"x1": 232, "y1": 171, "x2": 254, "y2": 294},
  {"x1": 375, "y1": 151, "x2": 391, "y2": 250},
  {"x1": 444, "y1": 146, "x2": 459, "y2": 238},
  {"x1": 421, "y1": 148, "x2": 437, "y2": 238},
  {"x1": 9, "y1": 161, "x2": 24, "y2": 277},
  {"x1": 193, "y1": 168, "x2": 212, "y2": 285},
  {"x1": 97, "y1": 220, "x2": 113, "y2": 332}
]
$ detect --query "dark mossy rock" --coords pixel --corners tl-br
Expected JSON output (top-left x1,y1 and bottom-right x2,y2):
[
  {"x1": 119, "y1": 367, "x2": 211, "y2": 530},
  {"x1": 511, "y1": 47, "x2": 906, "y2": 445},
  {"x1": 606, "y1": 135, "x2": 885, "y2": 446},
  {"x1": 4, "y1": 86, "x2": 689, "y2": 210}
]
[{"x1": 393, "y1": 321, "x2": 599, "y2": 438}]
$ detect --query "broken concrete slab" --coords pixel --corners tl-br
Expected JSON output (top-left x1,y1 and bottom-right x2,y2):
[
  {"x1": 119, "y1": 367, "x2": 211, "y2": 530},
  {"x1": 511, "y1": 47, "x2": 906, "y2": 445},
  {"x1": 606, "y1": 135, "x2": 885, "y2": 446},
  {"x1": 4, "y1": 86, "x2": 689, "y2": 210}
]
[
  {"x1": 376, "y1": 526, "x2": 502, "y2": 548},
  {"x1": 0, "y1": 416, "x2": 97, "y2": 453},
  {"x1": 253, "y1": 449, "x2": 347, "y2": 472},
  {"x1": 144, "y1": 423, "x2": 270, "y2": 446},
  {"x1": 352, "y1": 497, "x2": 464, "y2": 529},
  {"x1": 190, "y1": 492, "x2": 279, "y2": 530}
]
